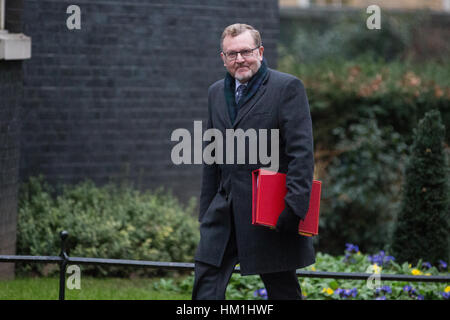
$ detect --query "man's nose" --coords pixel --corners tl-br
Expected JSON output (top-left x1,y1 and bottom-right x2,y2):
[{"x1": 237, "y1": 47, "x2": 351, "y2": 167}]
[{"x1": 235, "y1": 52, "x2": 245, "y2": 63}]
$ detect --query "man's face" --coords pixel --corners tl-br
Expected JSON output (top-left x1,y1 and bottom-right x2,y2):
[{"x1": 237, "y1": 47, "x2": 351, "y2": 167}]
[{"x1": 221, "y1": 31, "x2": 264, "y2": 83}]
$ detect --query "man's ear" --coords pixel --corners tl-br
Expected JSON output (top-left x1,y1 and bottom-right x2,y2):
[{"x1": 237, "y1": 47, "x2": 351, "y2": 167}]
[
  {"x1": 258, "y1": 46, "x2": 264, "y2": 61},
  {"x1": 220, "y1": 52, "x2": 227, "y2": 66}
]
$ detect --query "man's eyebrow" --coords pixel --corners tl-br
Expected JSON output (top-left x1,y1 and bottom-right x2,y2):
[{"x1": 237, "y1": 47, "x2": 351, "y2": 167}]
[{"x1": 225, "y1": 47, "x2": 253, "y2": 53}]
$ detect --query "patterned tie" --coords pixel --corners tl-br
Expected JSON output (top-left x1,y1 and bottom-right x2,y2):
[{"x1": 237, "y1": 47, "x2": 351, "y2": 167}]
[{"x1": 235, "y1": 84, "x2": 246, "y2": 104}]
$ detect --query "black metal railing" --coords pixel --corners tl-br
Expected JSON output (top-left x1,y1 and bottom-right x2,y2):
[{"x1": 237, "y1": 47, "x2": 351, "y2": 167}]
[{"x1": 0, "y1": 230, "x2": 449, "y2": 300}]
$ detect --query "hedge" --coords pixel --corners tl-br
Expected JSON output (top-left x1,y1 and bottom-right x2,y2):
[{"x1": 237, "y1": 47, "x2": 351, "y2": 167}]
[{"x1": 16, "y1": 176, "x2": 200, "y2": 277}]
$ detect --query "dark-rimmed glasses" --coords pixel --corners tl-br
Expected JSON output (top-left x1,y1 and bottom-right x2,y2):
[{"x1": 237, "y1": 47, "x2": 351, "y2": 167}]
[{"x1": 223, "y1": 46, "x2": 260, "y2": 61}]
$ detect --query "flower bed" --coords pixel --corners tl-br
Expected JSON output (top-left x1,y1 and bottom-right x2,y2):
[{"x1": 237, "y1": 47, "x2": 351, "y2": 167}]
[
  {"x1": 287, "y1": 244, "x2": 448, "y2": 300},
  {"x1": 163, "y1": 244, "x2": 449, "y2": 300}
]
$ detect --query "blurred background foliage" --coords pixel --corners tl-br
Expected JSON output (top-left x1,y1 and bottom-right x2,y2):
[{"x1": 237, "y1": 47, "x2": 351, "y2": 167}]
[{"x1": 278, "y1": 10, "x2": 450, "y2": 255}]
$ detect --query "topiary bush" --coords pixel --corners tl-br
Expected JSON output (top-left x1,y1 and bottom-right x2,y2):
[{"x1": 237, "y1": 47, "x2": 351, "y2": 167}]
[
  {"x1": 16, "y1": 176, "x2": 200, "y2": 277},
  {"x1": 390, "y1": 110, "x2": 449, "y2": 265}
]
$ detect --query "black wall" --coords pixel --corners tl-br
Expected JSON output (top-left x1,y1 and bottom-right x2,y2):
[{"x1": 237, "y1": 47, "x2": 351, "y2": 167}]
[{"x1": 19, "y1": 0, "x2": 280, "y2": 204}]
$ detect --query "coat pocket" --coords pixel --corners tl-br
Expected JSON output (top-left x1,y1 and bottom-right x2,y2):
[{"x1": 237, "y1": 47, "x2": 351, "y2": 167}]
[{"x1": 199, "y1": 191, "x2": 229, "y2": 224}]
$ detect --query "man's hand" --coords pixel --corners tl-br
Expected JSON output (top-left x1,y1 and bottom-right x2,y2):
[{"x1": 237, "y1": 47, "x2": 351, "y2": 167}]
[{"x1": 275, "y1": 205, "x2": 301, "y2": 234}]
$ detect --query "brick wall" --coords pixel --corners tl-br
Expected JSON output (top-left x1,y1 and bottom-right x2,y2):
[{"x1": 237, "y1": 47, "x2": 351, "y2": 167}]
[
  {"x1": 0, "y1": 61, "x2": 22, "y2": 279},
  {"x1": 0, "y1": 0, "x2": 23, "y2": 279},
  {"x1": 20, "y1": 0, "x2": 280, "y2": 205}
]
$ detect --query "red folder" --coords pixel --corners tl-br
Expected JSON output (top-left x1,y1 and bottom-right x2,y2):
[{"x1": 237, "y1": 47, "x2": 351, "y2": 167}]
[{"x1": 252, "y1": 169, "x2": 322, "y2": 236}]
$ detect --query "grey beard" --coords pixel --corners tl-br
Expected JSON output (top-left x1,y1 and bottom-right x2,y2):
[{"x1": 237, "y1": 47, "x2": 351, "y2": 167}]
[{"x1": 234, "y1": 60, "x2": 261, "y2": 82}]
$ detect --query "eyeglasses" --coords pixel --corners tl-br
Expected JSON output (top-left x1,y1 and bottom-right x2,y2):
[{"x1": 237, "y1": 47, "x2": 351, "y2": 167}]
[{"x1": 223, "y1": 46, "x2": 260, "y2": 61}]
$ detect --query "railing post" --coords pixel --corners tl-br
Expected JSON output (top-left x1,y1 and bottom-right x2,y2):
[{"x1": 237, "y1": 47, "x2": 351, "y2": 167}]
[{"x1": 59, "y1": 230, "x2": 69, "y2": 301}]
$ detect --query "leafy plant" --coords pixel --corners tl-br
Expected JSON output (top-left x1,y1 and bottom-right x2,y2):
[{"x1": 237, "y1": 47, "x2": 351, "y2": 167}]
[
  {"x1": 277, "y1": 55, "x2": 450, "y2": 255},
  {"x1": 17, "y1": 175, "x2": 200, "y2": 277},
  {"x1": 318, "y1": 118, "x2": 407, "y2": 254}
]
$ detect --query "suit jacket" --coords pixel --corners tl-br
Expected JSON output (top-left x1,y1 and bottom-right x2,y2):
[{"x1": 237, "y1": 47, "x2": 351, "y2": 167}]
[{"x1": 194, "y1": 68, "x2": 315, "y2": 275}]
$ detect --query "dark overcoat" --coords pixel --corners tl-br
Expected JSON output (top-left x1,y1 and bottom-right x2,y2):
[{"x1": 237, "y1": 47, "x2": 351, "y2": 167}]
[{"x1": 194, "y1": 68, "x2": 315, "y2": 275}]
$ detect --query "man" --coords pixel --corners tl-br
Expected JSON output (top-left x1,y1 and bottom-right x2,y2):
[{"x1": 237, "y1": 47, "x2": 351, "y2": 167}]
[{"x1": 192, "y1": 23, "x2": 315, "y2": 300}]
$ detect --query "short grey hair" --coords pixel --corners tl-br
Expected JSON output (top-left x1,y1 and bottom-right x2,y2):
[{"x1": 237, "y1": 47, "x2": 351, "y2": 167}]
[{"x1": 220, "y1": 23, "x2": 262, "y2": 51}]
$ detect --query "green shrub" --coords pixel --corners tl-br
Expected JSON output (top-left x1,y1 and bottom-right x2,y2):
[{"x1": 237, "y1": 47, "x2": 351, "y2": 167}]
[
  {"x1": 279, "y1": 57, "x2": 450, "y2": 148},
  {"x1": 281, "y1": 13, "x2": 412, "y2": 64},
  {"x1": 390, "y1": 110, "x2": 449, "y2": 265},
  {"x1": 17, "y1": 176, "x2": 200, "y2": 277},
  {"x1": 318, "y1": 118, "x2": 407, "y2": 254},
  {"x1": 280, "y1": 10, "x2": 445, "y2": 64},
  {"x1": 277, "y1": 56, "x2": 449, "y2": 254}
]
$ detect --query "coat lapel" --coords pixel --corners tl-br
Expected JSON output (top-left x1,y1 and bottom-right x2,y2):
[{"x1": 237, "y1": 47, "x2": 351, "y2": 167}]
[
  {"x1": 233, "y1": 70, "x2": 270, "y2": 129},
  {"x1": 211, "y1": 81, "x2": 233, "y2": 128},
  {"x1": 221, "y1": 87, "x2": 234, "y2": 128},
  {"x1": 233, "y1": 86, "x2": 266, "y2": 129}
]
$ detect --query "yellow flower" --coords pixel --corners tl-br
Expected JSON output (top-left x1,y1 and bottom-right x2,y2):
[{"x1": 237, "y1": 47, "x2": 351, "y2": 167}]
[
  {"x1": 322, "y1": 288, "x2": 334, "y2": 295},
  {"x1": 311, "y1": 266, "x2": 316, "y2": 271},
  {"x1": 411, "y1": 269, "x2": 423, "y2": 276},
  {"x1": 373, "y1": 264, "x2": 382, "y2": 274},
  {"x1": 444, "y1": 286, "x2": 450, "y2": 293}
]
